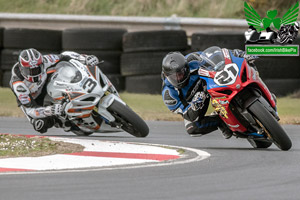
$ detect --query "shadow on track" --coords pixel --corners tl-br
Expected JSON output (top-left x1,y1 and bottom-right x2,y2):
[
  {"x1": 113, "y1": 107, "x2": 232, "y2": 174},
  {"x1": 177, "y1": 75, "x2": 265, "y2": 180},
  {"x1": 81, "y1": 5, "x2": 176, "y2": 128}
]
[{"x1": 194, "y1": 146, "x2": 279, "y2": 151}]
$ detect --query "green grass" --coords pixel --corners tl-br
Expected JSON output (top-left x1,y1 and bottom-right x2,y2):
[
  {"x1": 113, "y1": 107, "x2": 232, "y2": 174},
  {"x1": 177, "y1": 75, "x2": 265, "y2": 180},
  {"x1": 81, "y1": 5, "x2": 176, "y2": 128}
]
[
  {"x1": 0, "y1": 134, "x2": 84, "y2": 158},
  {"x1": 0, "y1": 87, "x2": 24, "y2": 117},
  {"x1": 276, "y1": 97, "x2": 300, "y2": 124},
  {"x1": 120, "y1": 93, "x2": 182, "y2": 121},
  {"x1": 1, "y1": 87, "x2": 300, "y2": 124}
]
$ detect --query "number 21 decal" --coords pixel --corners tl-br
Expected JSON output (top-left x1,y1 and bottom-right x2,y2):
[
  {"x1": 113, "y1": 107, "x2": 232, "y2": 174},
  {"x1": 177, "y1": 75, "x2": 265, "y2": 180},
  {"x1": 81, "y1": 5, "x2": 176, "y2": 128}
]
[{"x1": 214, "y1": 63, "x2": 239, "y2": 86}]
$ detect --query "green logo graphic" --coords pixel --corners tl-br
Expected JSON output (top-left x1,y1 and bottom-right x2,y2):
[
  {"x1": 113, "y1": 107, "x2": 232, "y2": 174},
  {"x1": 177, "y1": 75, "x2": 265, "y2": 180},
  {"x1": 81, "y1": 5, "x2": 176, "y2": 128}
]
[{"x1": 244, "y1": 2, "x2": 299, "y2": 31}]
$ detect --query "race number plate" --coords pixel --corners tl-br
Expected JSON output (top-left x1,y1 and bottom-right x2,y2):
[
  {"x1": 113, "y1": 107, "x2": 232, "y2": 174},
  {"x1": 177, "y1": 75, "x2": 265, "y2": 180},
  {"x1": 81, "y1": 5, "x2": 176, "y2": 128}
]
[{"x1": 214, "y1": 63, "x2": 239, "y2": 86}]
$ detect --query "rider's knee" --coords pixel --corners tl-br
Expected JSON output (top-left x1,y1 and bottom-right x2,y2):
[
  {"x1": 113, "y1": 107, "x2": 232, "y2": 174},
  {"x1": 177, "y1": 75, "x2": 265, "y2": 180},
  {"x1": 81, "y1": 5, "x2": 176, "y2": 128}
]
[
  {"x1": 32, "y1": 117, "x2": 55, "y2": 133},
  {"x1": 185, "y1": 119, "x2": 219, "y2": 136},
  {"x1": 186, "y1": 123, "x2": 207, "y2": 135},
  {"x1": 185, "y1": 119, "x2": 218, "y2": 136}
]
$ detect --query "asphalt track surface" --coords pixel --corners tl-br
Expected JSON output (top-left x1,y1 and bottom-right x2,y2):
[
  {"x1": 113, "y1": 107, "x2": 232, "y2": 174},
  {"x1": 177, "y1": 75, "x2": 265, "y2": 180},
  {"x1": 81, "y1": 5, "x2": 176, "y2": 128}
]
[{"x1": 0, "y1": 117, "x2": 299, "y2": 200}]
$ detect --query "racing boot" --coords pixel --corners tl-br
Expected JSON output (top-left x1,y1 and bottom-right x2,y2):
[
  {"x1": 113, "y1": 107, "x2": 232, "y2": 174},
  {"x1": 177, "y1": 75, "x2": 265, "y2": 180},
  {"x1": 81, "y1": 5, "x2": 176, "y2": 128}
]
[
  {"x1": 62, "y1": 120, "x2": 73, "y2": 132},
  {"x1": 209, "y1": 112, "x2": 233, "y2": 139},
  {"x1": 53, "y1": 117, "x2": 63, "y2": 128},
  {"x1": 218, "y1": 121, "x2": 233, "y2": 139}
]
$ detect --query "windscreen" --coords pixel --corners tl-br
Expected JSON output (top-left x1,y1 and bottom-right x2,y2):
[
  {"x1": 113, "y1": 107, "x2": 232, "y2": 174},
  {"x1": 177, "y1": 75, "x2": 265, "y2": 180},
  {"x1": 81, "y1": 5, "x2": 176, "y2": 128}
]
[
  {"x1": 53, "y1": 61, "x2": 82, "y2": 83},
  {"x1": 200, "y1": 46, "x2": 225, "y2": 71}
]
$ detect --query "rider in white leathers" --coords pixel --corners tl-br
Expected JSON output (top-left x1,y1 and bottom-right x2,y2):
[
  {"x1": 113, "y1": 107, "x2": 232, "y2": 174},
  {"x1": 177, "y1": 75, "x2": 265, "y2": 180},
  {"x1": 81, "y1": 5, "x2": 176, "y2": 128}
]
[{"x1": 10, "y1": 48, "x2": 100, "y2": 133}]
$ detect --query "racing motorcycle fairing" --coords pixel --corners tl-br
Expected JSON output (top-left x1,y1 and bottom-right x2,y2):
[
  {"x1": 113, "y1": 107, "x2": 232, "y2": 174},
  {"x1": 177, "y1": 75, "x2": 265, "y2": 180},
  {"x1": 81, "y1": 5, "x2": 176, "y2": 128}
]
[
  {"x1": 46, "y1": 59, "x2": 125, "y2": 133},
  {"x1": 196, "y1": 47, "x2": 277, "y2": 133}
]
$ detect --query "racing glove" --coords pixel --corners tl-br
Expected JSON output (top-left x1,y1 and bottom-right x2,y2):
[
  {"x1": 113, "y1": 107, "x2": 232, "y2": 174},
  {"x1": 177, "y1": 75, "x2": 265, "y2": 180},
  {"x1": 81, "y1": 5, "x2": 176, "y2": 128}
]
[
  {"x1": 186, "y1": 52, "x2": 203, "y2": 63},
  {"x1": 44, "y1": 104, "x2": 64, "y2": 116},
  {"x1": 190, "y1": 91, "x2": 206, "y2": 111},
  {"x1": 85, "y1": 55, "x2": 100, "y2": 66},
  {"x1": 183, "y1": 91, "x2": 208, "y2": 122},
  {"x1": 232, "y1": 49, "x2": 258, "y2": 63},
  {"x1": 59, "y1": 52, "x2": 101, "y2": 66}
]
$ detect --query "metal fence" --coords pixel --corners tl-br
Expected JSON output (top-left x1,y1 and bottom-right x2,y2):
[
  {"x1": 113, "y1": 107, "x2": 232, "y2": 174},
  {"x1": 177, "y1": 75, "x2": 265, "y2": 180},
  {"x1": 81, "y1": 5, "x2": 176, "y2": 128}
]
[{"x1": 0, "y1": 13, "x2": 247, "y2": 35}]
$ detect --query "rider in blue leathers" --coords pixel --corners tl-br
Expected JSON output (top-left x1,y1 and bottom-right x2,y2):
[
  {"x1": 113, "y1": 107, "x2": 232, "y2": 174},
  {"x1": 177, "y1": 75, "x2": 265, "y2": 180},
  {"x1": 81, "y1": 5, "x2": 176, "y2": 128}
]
[
  {"x1": 162, "y1": 51, "x2": 232, "y2": 138},
  {"x1": 161, "y1": 49, "x2": 257, "y2": 138}
]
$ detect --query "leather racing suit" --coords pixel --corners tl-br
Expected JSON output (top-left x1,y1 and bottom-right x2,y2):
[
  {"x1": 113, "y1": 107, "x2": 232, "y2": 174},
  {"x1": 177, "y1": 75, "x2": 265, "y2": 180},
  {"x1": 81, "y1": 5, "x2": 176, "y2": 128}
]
[
  {"x1": 162, "y1": 51, "x2": 222, "y2": 136},
  {"x1": 10, "y1": 51, "x2": 96, "y2": 133},
  {"x1": 162, "y1": 49, "x2": 261, "y2": 137}
]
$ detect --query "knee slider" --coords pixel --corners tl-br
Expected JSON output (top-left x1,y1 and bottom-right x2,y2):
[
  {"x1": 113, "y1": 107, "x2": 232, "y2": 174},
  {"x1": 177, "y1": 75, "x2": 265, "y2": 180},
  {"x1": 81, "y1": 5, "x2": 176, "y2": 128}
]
[
  {"x1": 32, "y1": 117, "x2": 54, "y2": 133},
  {"x1": 186, "y1": 119, "x2": 219, "y2": 136},
  {"x1": 186, "y1": 122, "x2": 207, "y2": 135}
]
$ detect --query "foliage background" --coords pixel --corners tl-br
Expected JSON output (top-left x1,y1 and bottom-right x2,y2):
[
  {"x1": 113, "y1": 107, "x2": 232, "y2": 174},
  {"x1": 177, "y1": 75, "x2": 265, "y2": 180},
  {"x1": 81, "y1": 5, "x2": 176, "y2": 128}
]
[{"x1": 0, "y1": 0, "x2": 297, "y2": 19}]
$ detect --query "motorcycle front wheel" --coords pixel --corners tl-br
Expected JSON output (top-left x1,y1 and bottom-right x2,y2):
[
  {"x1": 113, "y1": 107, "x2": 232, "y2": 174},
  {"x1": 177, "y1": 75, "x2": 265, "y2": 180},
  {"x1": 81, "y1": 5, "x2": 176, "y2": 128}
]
[
  {"x1": 247, "y1": 138, "x2": 272, "y2": 149},
  {"x1": 107, "y1": 100, "x2": 149, "y2": 138},
  {"x1": 248, "y1": 100, "x2": 292, "y2": 151}
]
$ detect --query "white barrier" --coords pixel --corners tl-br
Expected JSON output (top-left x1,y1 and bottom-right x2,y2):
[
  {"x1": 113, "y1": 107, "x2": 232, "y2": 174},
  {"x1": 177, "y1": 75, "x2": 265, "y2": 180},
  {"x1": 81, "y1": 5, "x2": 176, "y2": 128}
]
[{"x1": 0, "y1": 13, "x2": 248, "y2": 35}]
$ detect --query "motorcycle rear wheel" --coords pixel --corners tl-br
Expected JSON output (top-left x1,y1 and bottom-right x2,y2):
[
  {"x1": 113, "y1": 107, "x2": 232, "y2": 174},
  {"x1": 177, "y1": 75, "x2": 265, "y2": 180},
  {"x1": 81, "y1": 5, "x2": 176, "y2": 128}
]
[
  {"x1": 107, "y1": 100, "x2": 149, "y2": 138},
  {"x1": 248, "y1": 100, "x2": 292, "y2": 151}
]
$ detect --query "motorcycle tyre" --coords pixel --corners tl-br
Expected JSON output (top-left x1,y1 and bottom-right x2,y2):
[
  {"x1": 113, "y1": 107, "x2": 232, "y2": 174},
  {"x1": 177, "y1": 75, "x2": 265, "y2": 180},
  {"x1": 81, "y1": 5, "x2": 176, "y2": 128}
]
[
  {"x1": 107, "y1": 100, "x2": 149, "y2": 138},
  {"x1": 248, "y1": 100, "x2": 292, "y2": 151},
  {"x1": 247, "y1": 138, "x2": 272, "y2": 149}
]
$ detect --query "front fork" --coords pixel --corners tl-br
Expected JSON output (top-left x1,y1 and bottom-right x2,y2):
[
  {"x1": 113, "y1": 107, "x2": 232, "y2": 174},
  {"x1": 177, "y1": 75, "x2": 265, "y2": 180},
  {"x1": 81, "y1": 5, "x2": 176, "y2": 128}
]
[{"x1": 97, "y1": 93, "x2": 126, "y2": 123}]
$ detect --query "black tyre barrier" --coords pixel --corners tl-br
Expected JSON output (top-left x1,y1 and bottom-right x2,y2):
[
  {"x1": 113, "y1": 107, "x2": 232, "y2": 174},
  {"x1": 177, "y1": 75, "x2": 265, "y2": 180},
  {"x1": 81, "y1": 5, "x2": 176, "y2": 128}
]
[
  {"x1": 3, "y1": 28, "x2": 62, "y2": 50},
  {"x1": 1, "y1": 49, "x2": 60, "y2": 71},
  {"x1": 62, "y1": 28, "x2": 127, "y2": 51},
  {"x1": 0, "y1": 28, "x2": 4, "y2": 48},
  {"x1": 106, "y1": 74, "x2": 125, "y2": 92},
  {"x1": 73, "y1": 50, "x2": 121, "y2": 74},
  {"x1": 2, "y1": 70, "x2": 11, "y2": 87},
  {"x1": 191, "y1": 32, "x2": 245, "y2": 51},
  {"x1": 255, "y1": 57, "x2": 300, "y2": 79},
  {"x1": 125, "y1": 75, "x2": 162, "y2": 94},
  {"x1": 1, "y1": 49, "x2": 120, "y2": 73},
  {"x1": 0, "y1": 70, "x2": 125, "y2": 93},
  {"x1": 264, "y1": 79, "x2": 300, "y2": 96},
  {"x1": 123, "y1": 30, "x2": 188, "y2": 52},
  {"x1": 121, "y1": 51, "x2": 169, "y2": 76},
  {"x1": 0, "y1": 49, "x2": 21, "y2": 70}
]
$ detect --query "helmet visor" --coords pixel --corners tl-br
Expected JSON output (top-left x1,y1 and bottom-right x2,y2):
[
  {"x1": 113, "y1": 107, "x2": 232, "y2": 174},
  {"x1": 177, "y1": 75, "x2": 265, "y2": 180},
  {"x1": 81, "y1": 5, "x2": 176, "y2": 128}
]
[
  {"x1": 20, "y1": 63, "x2": 44, "y2": 81},
  {"x1": 29, "y1": 65, "x2": 42, "y2": 76},
  {"x1": 166, "y1": 67, "x2": 189, "y2": 88},
  {"x1": 21, "y1": 64, "x2": 43, "y2": 76}
]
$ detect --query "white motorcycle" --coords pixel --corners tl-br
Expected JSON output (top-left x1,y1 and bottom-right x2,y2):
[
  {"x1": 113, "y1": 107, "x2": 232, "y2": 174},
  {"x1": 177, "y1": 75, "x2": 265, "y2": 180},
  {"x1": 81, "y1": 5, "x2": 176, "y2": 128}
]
[{"x1": 46, "y1": 59, "x2": 149, "y2": 137}]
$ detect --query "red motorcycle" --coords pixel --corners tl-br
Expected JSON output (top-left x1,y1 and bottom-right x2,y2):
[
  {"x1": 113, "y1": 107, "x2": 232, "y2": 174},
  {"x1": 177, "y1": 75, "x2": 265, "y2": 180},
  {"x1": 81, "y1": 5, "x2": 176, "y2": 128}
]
[{"x1": 196, "y1": 46, "x2": 292, "y2": 150}]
